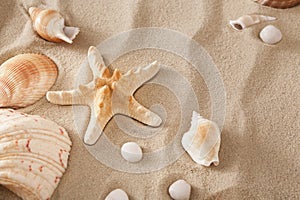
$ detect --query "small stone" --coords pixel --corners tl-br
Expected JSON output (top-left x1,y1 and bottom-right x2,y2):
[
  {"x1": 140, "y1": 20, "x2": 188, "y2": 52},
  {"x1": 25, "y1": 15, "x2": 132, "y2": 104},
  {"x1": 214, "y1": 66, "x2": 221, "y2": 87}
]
[
  {"x1": 105, "y1": 189, "x2": 129, "y2": 200},
  {"x1": 121, "y1": 142, "x2": 143, "y2": 163},
  {"x1": 168, "y1": 179, "x2": 191, "y2": 200},
  {"x1": 259, "y1": 25, "x2": 282, "y2": 45}
]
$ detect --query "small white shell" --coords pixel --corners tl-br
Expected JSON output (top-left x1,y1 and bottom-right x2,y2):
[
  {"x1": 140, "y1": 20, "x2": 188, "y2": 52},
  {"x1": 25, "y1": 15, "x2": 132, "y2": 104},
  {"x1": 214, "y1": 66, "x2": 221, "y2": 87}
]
[
  {"x1": 168, "y1": 179, "x2": 191, "y2": 200},
  {"x1": 121, "y1": 142, "x2": 143, "y2": 163},
  {"x1": 229, "y1": 14, "x2": 276, "y2": 31},
  {"x1": 259, "y1": 25, "x2": 282, "y2": 45},
  {"x1": 181, "y1": 111, "x2": 221, "y2": 166},
  {"x1": 105, "y1": 189, "x2": 129, "y2": 200}
]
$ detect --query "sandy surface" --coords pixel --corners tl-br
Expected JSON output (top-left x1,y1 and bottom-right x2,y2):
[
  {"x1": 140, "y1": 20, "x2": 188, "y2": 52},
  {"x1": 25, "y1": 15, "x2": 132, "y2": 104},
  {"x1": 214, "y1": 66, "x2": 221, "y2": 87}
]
[{"x1": 0, "y1": 0, "x2": 299, "y2": 199}]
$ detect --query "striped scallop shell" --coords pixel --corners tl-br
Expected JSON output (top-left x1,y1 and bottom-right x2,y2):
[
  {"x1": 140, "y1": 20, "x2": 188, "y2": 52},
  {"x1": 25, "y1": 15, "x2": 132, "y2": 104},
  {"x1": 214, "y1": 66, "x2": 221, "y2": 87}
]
[
  {"x1": 253, "y1": 0, "x2": 300, "y2": 8},
  {"x1": 181, "y1": 111, "x2": 221, "y2": 167},
  {"x1": 0, "y1": 54, "x2": 58, "y2": 108},
  {"x1": 0, "y1": 109, "x2": 72, "y2": 200},
  {"x1": 29, "y1": 7, "x2": 80, "y2": 44}
]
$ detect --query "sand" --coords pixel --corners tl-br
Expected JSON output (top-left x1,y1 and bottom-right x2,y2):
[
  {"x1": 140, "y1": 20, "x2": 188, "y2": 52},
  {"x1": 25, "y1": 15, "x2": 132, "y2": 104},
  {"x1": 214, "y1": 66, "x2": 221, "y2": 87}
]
[{"x1": 0, "y1": 0, "x2": 299, "y2": 199}]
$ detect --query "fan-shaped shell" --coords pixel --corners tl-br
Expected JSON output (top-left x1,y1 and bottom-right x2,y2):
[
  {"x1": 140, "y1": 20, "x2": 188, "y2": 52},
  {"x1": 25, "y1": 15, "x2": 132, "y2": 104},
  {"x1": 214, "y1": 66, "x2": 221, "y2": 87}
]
[
  {"x1": 0, "y1": 54, "x2": 58, "y2": 108},
  {"x1": 0, "y1": 109, "x2": 72, "y2": 200},
  {"x1": 181, "y1": 111, "x2": 221, "y2": 167},
  {"x1": 29, "y1": 7, "x2": 80, "y2": 44},
  {"x1": 253, "y1": 0, "x2": 300, "y2": 9}
]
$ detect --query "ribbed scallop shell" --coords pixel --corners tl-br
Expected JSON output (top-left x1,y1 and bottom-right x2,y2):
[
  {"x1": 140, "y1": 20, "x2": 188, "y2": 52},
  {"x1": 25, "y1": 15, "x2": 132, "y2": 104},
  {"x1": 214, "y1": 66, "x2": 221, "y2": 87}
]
[
  {"x1": 0, "y1": 109, "x2": 72, "y2": 200},
  {"x1": 0, "y1": 54, "x2": 58, "y2": 108},
  {"x1": 29, "y1": 7, "x2": 80, "y2": 44},
  {"x1": 181, "y1": 111, "x2": 221, "y2": 167},
  {"x1": 253, "y1": 0, "x2": 300, "y2": 8}
]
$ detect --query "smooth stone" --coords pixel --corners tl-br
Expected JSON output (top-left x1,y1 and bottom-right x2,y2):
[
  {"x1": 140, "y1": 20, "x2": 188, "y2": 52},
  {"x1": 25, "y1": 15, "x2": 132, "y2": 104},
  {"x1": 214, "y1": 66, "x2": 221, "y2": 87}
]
[
  {"x1": 259, "y1": 25, "x2": 282, "y2": 45},
  {"x1": 168, "y1": 179, "x2": 191, "y2": 200},
  {"x1": 121, "y1": 142, "x2": 143, "y2": 163},
  {"x1": 105, "y1": 189, "x2": 129, "y2": 200}
]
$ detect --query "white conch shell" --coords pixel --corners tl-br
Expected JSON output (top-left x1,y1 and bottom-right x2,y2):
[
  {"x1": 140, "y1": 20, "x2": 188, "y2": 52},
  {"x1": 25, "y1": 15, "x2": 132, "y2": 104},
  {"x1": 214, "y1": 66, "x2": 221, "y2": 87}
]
[
  {"x1": 181, "y1": 111, "x2": 221, "y2": 166},
  {"x1": 0, "y1": 109, "x2": 72, "y2": 200},
  {"x1": 46, "y1": 46, "x2": 162, "y2": 145},
  {"x1": 29, "y1": 7, "x2": 80, "y2": 44},
  {"x1": 105, "y1": 189, "x2": 129, "y2": 200},
  {"x1": 229, "y1": 14, "x2": 276, "y2": 31},
  {"x1": 168, "y1": 179, "x2": 191, "y2": 200},
  {"x1": 0, "y1": 54, "x2": 58, "y2": 108},
  {"x1": 253, "y1": 0, "x2": 300, "y2": 9},
  {"x1": 259, "y1": 25, "x2": 282, "y2": 44}
]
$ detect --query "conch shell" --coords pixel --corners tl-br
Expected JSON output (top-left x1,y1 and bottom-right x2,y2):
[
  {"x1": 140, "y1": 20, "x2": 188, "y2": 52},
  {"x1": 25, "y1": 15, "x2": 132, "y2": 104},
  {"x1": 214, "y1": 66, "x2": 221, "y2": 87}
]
[
  {"x1": 253, "y1": 0, "x2": 300, "y2": 9},
  {"x1": 29, "y1": 7, "x2": 80, "y2": 44},
  {"x1": 181, "y1": 111, "x2": 221, "y2": 166},
  {"x1": 0, "y1": 54, "x2": 58, "y2": 108},
  {"x1": 0, "y1": 109, "x2": 72, "y2": 200},
  {"x1": 229, "y1": 14, "x2": 276, "y2": 31}
]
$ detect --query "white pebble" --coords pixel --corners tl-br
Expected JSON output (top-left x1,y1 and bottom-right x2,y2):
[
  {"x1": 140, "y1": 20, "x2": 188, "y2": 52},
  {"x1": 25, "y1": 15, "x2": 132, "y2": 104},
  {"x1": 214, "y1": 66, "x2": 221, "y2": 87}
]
[
  {"x1": 105, "y1": 189, "x2": 129, "y2": 200},
  {"x1": 168, "y1": 179, "x2": 191, "y2": 200},
  {"x1": 121, "y1": 142, "x2": 143, "y2": 163},
  {"x1": 259, "y1": 25, "x2": 282, "y2": 45}
]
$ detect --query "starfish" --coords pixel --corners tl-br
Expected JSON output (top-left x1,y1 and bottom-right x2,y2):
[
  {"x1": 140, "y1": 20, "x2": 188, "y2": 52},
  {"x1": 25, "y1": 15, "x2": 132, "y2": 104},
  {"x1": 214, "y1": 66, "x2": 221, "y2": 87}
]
[{"x1": 46, "y1": 46, "x2": 162, "y2": 145}]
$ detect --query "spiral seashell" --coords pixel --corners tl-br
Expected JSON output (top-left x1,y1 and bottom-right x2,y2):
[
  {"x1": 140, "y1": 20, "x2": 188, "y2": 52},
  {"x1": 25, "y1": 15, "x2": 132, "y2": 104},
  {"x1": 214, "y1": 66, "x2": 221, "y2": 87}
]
[
  {"x1": 0, "y1": 54, "x2": 58, "y2": 108},
  {"x1": 29, "y1": 7, "x2": 80, "y2": 44},
  {"x1": 0, "y1": 109, "x2": 72, "y2": 200},
  {"x1": 229, "y1": 14, "x2": 276, "y2": 31},
  {"x1": 253, "y1": 0, "x2": 300, "y2": 9},
  {"x1": 181, "y1": 111, "x2": 221, "y2": 167}
]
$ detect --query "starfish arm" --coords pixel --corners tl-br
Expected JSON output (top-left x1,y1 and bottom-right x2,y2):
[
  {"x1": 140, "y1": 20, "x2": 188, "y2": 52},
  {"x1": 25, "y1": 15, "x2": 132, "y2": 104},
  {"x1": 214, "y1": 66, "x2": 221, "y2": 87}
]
[
  {"x1": 115, "y1": 61, "x2": 160, "y2": 95},
  {"x1": 120, "y1": 96, "x2": 162, "y2": 127},
  {"x1": 84, "y1": 106, "x2": 113, "y2": 145},
  {"x1": 84, "y1": 85, "x2": 113, "y2": 145},
  {"x1": 46, "y1": 88, "x2": 87, "y2": 105},
  {"x1": 88, "y1": 46, "x2": 110, "y2": 78}
]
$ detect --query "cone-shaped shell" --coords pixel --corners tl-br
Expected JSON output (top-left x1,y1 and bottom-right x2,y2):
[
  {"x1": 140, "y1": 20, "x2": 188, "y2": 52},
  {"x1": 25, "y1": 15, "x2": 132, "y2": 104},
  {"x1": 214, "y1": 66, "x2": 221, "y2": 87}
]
[
  {"x1": 229, "y1": 14, "x2": 276, "y2": 31},
  {"x1": 181, "y1": 111, "x2": 221, "y2": 166},
  {"x1": 0, "y1": 109, "x2": 72, "y2": 200},
  {"x1": 0, "y1": 54, "x2": 58, "y2": 108},
  {"x1": 253, "y1": 0, "x2": 300, "y2": 9},
  {"x1": 29, "y1": 7, "x2": 80, "y2": 44}
]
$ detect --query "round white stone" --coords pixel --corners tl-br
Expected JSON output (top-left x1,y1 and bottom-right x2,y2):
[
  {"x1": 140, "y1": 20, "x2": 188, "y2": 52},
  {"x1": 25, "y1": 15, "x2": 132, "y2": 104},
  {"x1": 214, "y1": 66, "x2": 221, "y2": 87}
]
[
  {"x1": 121, "y1": 142, "x2": 143, "y2": 163},
  {"x1": 168, "y1": 179, "x2": 191, "y2": 200},
  {"x1": 259, "y1": 25, "x2": 282, "y2": 45},
  {"x1": 105, "y1": 189, "x2": 129, "y2": 200}
]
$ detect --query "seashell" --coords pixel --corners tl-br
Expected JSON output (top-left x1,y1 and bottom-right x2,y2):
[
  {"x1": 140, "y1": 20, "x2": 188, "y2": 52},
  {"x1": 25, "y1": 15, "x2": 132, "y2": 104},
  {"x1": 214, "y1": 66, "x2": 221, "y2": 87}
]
[
  {"x1": 29, "y1": 7, "x2": 80, "y2": 44},
  {"x1": 181, "y1": 111, "x2": 221, "y2": 167},
  {"x1": 105, "y1": 189, "x2": 129, "y2": 200},
  {"x1": 259, "y1": 25, "x2": 282, "y2": 44},
  {"x1": 121, "y1": 142, "x2": 143, "y2": 163},
  {"x1": 0, "y1": 54, "x2": 58, "y2": 108},
  {"x1": 168, "y1": 179, "x2": 191, "y2": 200},
  {"x1": 0, "y1": 109, "x2": 72, "y2": 200},
  {"x1": 252, "y1": 0, "x2": 300, "y2": 9},
  {"x1": 229, "y1": 14, "x2": 276, "y2": 31}
]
